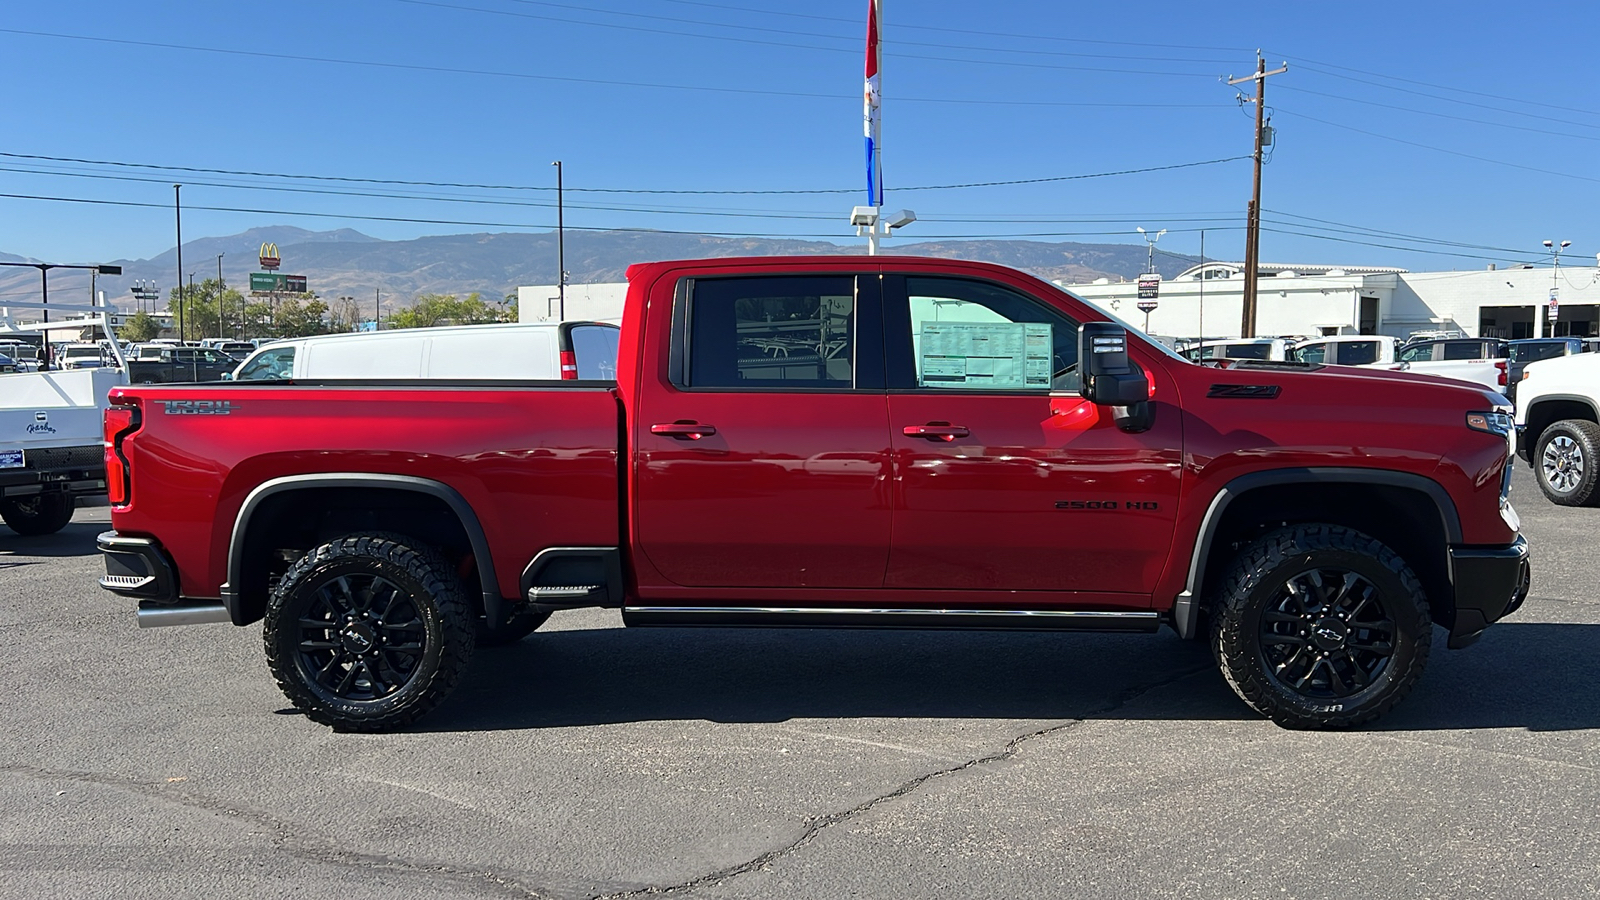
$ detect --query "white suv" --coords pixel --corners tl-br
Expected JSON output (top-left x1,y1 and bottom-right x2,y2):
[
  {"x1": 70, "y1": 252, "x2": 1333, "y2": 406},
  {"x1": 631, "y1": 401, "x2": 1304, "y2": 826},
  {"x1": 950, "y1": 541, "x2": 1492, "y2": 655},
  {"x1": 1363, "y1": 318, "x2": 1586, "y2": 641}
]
[{"x1": 1515, "y1": 352, "x2": 1600, "y2": 506}]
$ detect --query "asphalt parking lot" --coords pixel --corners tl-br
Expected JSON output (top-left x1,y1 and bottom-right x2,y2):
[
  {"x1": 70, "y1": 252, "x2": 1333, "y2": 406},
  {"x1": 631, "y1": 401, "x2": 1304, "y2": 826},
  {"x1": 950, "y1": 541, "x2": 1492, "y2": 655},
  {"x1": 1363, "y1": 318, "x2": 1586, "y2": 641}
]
[{"x1": 2, "y1": 465, "x2": 1596, "y2": 900}]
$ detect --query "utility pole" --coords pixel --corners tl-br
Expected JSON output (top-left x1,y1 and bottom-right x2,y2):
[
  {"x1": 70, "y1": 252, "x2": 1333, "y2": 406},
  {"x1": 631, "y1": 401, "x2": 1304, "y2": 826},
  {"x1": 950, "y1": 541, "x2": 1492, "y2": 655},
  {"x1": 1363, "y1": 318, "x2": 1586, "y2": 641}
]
[
  {"x1": 1198, "y1": 230, "x2": 1206, "y2": 341},
  {"x1": 375, "y1": 286, "x2": 382, "y2": 331},
  {"x1": 217, "y1": 252, "x2": 225, "y2": 340},
  {"x1": 173, "y1": 184, "x2": 183, "y2": 341},
  {"x1": 1228, "y1": 52, "x2": 1286, "y2": 338},
  {"x1": 1544, "y1": 239, "x2": 1570, "y2": 337},
  {"x1": 551, "y1": 160, "x2": 565, "y2": 321}
]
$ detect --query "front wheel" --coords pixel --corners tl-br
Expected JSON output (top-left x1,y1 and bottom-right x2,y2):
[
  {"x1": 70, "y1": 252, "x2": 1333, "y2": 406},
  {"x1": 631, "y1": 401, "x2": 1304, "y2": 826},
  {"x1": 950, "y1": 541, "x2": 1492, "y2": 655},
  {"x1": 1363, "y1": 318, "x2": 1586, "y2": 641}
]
[
  {"x1": 1534, "y1": 420, "x2": 1600, "y2": 507},
  {"x1": 0, "y1": 492, "x2": 75, "y2": 536},
  {"x1": 1210, "y1": 524, "x2": 1432, "y2": 729},
  {"x1": 263, "y1": 532, "x2": 474, "y2": 732}
]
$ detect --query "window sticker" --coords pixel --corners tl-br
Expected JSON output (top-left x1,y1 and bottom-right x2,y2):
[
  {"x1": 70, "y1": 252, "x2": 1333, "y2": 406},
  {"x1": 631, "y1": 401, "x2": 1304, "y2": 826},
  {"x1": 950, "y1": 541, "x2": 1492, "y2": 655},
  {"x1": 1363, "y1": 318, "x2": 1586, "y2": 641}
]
[{"x1": 918, "y1": 321, "x2": 1052, "y2": 389}]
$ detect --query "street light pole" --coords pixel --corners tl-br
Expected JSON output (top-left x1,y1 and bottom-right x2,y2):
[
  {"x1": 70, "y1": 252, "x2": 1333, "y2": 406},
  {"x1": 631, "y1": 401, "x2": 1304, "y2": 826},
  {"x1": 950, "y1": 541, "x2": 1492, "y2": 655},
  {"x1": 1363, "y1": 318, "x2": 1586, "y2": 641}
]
[
  {"x1": 1543, "y1": 239, "x2": 1571, "y2": 337},
  {"x1": 551, "y1": 160, "x2": 565, "y2": 321},
  {"x1": 1136, "y1": 226, "x2": 1167, "y2": 274},
  {"x1": 217, "y1": 252, "x2": 225, "y2": 340},
  {"x1": 173, "y1": 184, "x2": 183, "y2": 341}
]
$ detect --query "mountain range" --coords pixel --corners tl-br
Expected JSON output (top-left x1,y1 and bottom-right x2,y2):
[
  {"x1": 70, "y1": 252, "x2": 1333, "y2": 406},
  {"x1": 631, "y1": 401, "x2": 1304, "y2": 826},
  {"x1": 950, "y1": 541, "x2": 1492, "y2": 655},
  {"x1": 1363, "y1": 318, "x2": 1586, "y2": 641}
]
[{"x1": 0, "y1": 226, "x2": 1205, "y2": 317}]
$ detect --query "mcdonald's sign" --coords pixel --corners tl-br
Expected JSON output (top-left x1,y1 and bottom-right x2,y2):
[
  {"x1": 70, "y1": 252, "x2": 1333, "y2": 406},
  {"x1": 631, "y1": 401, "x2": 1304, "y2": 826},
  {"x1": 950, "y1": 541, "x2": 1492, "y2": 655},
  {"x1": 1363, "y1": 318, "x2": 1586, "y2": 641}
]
[{"x1": 259, "y1": 242, "x2": 281, "y2": 270}]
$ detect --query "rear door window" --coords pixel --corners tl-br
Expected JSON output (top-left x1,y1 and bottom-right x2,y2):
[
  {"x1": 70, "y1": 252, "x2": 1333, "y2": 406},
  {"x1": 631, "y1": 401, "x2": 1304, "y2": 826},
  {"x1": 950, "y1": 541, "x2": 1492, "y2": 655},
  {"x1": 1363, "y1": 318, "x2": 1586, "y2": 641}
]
[
  {"x1": 1334, "y1": 341, "x2": 1380, "y2": 365},
  {"x1": 684, "y1": 275, "x2": 860, "y2": 389},
  {"x1": 1441, "y1": 342, "x2": 1483, "y2": 361},
  {"x1": 1396, "y1": 343, "x2": 1434, "y2": 363}
]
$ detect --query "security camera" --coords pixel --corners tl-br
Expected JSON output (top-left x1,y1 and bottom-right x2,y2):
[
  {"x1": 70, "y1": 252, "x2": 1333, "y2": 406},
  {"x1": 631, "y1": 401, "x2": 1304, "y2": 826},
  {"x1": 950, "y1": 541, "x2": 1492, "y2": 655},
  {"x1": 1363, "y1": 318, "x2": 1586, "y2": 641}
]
[
  {"x1": 850, "y1": 206, "x2": 878, "y2": 227},
  {"x1": 884, "y1": 209, "x2": 917, "y2": 230}
]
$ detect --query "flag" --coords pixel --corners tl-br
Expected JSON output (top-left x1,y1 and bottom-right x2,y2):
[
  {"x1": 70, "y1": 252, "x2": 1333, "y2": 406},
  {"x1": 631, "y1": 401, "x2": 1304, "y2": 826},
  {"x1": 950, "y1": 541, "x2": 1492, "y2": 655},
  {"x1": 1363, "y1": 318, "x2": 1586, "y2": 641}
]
[{"x1": 864, "y1": 0, "x2": 882, "y2": 207}]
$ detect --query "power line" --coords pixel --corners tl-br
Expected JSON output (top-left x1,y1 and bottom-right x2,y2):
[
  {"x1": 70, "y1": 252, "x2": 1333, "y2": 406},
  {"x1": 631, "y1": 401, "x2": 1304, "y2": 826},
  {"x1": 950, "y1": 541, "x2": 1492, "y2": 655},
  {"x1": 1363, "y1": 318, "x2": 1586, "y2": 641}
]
[
  {"x1": 1273, "y1": 108, "x2": 1600, "y2": 185},
  {"x1": 1273, "y1": 84, "x2": 1600, "y2": 143},
  {"x1": 395, "y1": 0, "x2": 1240, "y2": 72},
  {"x1": 1260, "y1": 226, "x2": 1545, "y2": 264},
  {"x1": 0, "y1": 150, "x2": 1248, "y2": 196},
  {"x1": 1263, "y1": 210, "x2": 1544, "y2": 256},
  {"x1": 0, "y1": 189, "x2": 1246, "y2": 241},
  {"x1": 0, "y1": 27, "x2": 1232, "y2": 105},
  {"x1": 1264, "y1": 49, "x2": 1600, "y2": 119},
  {"x1": 649, "y1": 0, "x2": 1253, "y2": 52},
  {"x1": 1288, "y1": 61, "x2": 1600, "y2": 131}
]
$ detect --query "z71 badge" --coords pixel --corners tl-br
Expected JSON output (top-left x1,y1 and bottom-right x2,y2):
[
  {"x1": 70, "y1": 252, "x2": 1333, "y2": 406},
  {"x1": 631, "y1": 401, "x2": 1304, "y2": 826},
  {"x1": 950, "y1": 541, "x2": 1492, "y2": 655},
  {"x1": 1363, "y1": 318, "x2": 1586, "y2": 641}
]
[{"x1": 158, "y1": 400, "x2": 238, "y2": 416}]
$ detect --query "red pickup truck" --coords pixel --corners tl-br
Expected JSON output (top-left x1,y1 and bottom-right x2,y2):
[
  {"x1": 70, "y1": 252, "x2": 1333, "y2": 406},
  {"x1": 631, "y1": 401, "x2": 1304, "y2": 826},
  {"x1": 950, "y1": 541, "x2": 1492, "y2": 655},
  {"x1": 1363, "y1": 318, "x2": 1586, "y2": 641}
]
[{"x1": 96, "y1": 256, "x2": 1530, "y2": 732}]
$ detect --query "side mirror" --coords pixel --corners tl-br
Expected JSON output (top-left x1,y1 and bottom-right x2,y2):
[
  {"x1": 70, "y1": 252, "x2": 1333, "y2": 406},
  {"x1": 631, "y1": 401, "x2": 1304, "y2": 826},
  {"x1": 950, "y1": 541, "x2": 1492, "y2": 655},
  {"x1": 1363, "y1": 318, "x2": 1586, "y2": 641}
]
[{"x1": 1077, "y1": 322, "x2": 1153, "y2": 433}]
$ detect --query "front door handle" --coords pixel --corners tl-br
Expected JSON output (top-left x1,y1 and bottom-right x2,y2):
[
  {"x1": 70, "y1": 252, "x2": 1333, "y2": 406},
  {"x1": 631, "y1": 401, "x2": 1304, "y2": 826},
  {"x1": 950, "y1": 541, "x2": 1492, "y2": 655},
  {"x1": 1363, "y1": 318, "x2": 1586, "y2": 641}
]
[
  {"x1": 902, "y1": 423, "x2": 970, "y2": 442},
  {"x1": 651, "y1": 421, "x2": 717, "y2": 440}
]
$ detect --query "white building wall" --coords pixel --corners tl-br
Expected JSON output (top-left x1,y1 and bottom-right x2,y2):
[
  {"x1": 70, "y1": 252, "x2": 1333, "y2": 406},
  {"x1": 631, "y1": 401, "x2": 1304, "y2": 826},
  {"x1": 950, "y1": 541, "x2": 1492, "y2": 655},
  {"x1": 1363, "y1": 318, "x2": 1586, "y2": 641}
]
[
  {"x1": 1066, "y1": 275, "x2": 1376, "y2": 340},
  {"x1": 517, "y1": 282, "x2": 628, "y2": 323}
]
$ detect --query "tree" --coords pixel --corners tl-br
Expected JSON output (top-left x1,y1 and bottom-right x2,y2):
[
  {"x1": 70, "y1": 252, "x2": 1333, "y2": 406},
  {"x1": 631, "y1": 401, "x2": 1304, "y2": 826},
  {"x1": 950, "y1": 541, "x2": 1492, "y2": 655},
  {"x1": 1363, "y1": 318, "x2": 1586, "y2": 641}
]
[
  {"x1": 272, "y1": 296, "x2": 332, "y2": 337},
  {"x1": 167, "y1": 278, "x2": 248, "y2": 341},
  {"x1": 119, "y1": 311, "x2": 160, "y2": 343},
  {"x1": 387, "y1": 292, "x2": 515, "y2": 330},
  {"x1": 327, "y1": 296, "x2": 363, "y2": 333}
]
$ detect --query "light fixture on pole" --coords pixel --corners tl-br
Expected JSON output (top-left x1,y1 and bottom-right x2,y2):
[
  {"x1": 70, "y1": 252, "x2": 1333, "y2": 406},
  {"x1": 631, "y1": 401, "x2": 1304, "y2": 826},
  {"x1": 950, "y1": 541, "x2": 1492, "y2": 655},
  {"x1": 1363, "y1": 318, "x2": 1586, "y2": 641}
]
[
  {"x1": 1136, "y1": 226, "x2": 1167, "y2": 274},
  {"x1": 1544, "y1": 239, "x2": 1571, "y2": 337}
]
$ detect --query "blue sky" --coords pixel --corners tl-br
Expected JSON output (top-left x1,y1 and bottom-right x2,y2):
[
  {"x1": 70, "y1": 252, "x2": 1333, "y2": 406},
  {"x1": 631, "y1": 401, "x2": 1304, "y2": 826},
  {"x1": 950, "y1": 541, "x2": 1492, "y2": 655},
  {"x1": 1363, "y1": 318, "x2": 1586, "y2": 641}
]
[{"x1": 2, "y1": 0, "x2": 1598, "y2": 273}]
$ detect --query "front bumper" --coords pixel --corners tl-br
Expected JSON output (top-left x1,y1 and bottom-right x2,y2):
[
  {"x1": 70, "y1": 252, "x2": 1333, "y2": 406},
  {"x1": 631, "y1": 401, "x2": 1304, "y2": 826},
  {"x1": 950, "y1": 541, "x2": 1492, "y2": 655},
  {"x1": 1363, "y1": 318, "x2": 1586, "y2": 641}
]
[
  {"x1": 96, "y1": 531, "x2": 230, "y2": 628},
  {"x1": 1447, "y1": 535, "x2": 1531, "y2": 649}
]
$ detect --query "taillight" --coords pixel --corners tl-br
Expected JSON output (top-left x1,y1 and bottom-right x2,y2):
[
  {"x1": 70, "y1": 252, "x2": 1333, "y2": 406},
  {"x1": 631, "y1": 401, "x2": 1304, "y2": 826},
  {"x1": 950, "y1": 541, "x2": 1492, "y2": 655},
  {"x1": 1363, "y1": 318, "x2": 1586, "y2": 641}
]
[
  {"x1": 559, "y1": 349, "x2": 578, "y2": 380},
  {"x1": 1495, "y1": 361, "x2": 1508, "y2": 386},
  {"x1": 103, "y1": 404, "x2": 140, "y2": 507}
]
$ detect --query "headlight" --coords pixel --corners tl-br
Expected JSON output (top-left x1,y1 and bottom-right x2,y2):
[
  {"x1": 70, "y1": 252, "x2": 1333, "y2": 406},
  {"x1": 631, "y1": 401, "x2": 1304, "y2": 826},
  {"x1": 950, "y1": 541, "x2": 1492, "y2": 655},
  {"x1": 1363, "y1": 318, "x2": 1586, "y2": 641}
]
[{"x1": 1466, "y1": 411, "x2": 1514, "y2": 435}]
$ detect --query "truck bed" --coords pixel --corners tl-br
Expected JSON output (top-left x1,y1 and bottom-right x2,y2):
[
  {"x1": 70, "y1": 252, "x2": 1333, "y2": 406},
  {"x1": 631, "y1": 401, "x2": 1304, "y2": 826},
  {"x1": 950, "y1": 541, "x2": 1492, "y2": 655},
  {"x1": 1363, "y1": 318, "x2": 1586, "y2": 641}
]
[{"x1": 107, "y1": 381, "x2": 622, "y2": 599}]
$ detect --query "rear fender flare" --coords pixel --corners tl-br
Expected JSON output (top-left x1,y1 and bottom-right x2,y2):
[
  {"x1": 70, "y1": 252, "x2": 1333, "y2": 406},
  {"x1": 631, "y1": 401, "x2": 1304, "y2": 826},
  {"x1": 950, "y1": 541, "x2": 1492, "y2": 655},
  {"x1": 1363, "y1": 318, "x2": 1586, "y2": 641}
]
[{"x1": 221, "y1": 473, "x2": 499, "y2": 626}]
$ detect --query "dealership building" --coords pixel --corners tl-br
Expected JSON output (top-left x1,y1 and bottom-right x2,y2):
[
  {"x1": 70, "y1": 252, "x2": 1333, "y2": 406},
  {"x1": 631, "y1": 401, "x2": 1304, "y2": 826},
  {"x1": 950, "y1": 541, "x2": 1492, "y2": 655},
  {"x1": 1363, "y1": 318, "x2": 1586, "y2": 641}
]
[
  {"x1": 1065, "y1": 260, "x2": 1600, "y2": 341},
  {"x1": 520, "y1": 258, "x2": 1600, "y2": 342}
]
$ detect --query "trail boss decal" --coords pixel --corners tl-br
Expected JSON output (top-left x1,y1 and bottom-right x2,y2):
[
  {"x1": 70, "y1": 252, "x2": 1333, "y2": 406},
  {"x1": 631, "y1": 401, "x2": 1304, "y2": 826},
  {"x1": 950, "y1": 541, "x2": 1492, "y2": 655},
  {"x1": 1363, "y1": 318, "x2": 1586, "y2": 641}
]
[
  {"x1": 158, "y1": 400, "x2": 238, "y2": 416},
  {"x1": 1055, "y1": 500, "x2": 1160, "y2": 511}
]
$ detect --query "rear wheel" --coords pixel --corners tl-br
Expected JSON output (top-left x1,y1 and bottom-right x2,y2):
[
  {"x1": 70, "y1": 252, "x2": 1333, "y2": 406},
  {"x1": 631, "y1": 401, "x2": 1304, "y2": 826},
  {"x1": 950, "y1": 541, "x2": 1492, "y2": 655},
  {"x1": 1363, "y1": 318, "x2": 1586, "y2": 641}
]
[
  {"x1": 0, "y1": 492, "x2": 75, "y2": 536},
  {"x1": 1534, "y1": 420, "x2": 1600, "y2": 507},
  {"x1": 263, "y1": 532, "x2": 474, "y2": 732},
  {"x1": 1211, "y1": 524, "x2": 1432, "y2": 729}
]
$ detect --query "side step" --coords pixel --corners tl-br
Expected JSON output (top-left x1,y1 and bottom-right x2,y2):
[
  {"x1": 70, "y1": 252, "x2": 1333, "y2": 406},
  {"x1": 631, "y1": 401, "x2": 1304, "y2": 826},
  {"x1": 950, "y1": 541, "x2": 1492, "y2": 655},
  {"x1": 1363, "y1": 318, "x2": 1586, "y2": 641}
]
[{"x1": 527, "y1": 584, "x2": 607, "y2": 607}]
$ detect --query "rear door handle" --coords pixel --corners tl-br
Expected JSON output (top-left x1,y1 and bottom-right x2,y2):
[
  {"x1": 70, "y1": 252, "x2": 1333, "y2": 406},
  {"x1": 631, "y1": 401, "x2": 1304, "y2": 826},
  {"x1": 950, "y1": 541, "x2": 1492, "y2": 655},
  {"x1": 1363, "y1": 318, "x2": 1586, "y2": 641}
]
[
  {"x1": 902, "y1": 423, "x2": 970, "y2": 442},
  {"x1": 650, "y1": 421, "x2": 717, "y2": 440}
]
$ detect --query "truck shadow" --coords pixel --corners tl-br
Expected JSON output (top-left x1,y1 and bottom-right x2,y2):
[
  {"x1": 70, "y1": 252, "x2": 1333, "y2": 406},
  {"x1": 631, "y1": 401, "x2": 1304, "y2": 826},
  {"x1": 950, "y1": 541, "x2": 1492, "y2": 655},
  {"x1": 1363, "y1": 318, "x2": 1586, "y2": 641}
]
[
  {"x1": 0, "y1": 521, "x2": 106, "y2": 558},
  {"x1": 420, "y1": 621, "x2": 1597, "y2": 733}
]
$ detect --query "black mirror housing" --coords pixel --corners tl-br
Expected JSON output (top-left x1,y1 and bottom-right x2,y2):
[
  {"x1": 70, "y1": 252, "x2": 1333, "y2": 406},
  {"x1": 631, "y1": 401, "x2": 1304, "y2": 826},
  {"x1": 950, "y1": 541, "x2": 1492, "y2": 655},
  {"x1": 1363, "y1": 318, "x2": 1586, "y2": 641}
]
[{"x1": 1078, "y1": 322, "x2": 1149, "y2": 406}]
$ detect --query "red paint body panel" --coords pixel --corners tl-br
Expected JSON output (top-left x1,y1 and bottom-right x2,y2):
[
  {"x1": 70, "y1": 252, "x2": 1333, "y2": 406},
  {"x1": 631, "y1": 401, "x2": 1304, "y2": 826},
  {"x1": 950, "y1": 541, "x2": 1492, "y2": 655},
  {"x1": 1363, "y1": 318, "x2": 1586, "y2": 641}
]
[
  {"x1": 108, "y1": 385, "x2": 620, "y2": 599},
  {"x1": 111, "y1": 255, "x2": 1516, "y2": 619}
]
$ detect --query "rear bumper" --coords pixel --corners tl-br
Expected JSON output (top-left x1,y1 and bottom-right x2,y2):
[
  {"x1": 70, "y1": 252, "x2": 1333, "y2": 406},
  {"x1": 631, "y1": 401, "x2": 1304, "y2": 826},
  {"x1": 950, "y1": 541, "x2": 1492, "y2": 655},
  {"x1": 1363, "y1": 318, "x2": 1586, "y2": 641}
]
[
  {"x1": 97, "y1": 530, "x2": 230, "y2": 628},
  {"x1": 1447, "y1": 535, "x2": 1531, "y2": 649},
  {"x1": 1, "y1": 444, "x2": 107, "y2": 497}
]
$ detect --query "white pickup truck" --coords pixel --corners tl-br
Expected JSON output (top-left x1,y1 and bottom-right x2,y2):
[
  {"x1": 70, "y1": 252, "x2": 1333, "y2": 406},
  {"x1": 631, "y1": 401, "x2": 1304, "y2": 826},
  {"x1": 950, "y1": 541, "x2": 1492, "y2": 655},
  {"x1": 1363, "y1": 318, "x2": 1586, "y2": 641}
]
[
  {"x1": 1515, "y1": 352, "x2": 1600, "y2": 506},
  {"x1": 1385, "y1": 337, "x2": 1509, "y2": 394}
]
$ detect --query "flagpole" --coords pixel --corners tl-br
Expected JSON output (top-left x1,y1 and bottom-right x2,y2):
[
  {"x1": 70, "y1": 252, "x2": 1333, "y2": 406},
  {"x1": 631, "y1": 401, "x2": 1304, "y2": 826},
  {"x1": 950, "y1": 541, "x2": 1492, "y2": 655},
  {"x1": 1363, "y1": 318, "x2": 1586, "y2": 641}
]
[{"x1": 865, "y1": 0, "x2": 882, "y2": 255}]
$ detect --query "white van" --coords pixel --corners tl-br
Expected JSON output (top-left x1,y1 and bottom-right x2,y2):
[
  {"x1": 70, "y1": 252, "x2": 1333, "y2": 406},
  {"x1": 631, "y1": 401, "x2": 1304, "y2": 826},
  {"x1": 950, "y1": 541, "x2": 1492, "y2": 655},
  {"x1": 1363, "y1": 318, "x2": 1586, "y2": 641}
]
[{"x1": 230, "y1": 321, "x2": 621, "y2": 383}]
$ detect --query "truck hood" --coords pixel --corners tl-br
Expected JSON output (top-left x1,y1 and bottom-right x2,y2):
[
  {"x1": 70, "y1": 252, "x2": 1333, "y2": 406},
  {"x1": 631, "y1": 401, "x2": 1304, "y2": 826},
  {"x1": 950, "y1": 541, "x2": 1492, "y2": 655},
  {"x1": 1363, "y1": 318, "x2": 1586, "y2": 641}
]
[{"x1": 1212, "y1": 360, "x2": 1507, "y2": 404}]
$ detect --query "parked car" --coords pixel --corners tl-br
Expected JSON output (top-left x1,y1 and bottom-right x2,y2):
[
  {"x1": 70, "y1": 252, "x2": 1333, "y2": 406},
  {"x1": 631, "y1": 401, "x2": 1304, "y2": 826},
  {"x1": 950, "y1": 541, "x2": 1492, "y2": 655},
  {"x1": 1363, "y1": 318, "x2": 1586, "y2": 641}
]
[
  {"x1": 3, "y1": 365, "x2": 128, "y2": 534},
  {"x1": 0, "y1": 353, "x2": 15, "y2": 375},
  {"x1": 1179, "y1": 338, "x2": 1292, "y2": 362},
  {"x1": 1290, "y1": 335, "x2": 1399, "y2": 366},
  {"x1": 1514, "y1": 352, "x2": 1600, "y2": 506},
  {"x1": 1506, "y1": 338, "x2": 1589, "y2": 400},
  {"x1": 125, "y1": 346, "x2": 237, "y2": 384},
  {"x1": 228, "y1": 321, "x2": 621, "y2": 382},
  {"x1": 98, "y1": 255, "x2": 1528, "y2": 733}
]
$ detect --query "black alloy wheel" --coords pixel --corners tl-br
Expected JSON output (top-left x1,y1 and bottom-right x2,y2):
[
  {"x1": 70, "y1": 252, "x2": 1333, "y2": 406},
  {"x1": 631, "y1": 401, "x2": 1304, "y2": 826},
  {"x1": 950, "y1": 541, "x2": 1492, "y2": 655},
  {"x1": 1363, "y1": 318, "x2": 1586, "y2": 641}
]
[
  {"x1": 1211, "y1": 524, "x2": 1432, "y2": 729},
  {"x1": 1258, "y1": 567, "x2": 1396, "y2": 700},
  {"x1": 264, "y1": 533, "x2": 473, "y2": 731}
]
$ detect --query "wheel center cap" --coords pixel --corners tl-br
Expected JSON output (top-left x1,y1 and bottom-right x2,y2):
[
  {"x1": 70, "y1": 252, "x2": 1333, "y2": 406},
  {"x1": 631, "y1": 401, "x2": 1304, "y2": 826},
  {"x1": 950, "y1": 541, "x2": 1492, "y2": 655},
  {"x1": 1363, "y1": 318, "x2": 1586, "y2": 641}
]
[
  {"x1": 1310, "y1": 617, "x2": 1348, "y2": 651},
  {"x1": 340, "y1": 622, "x2": 378, "y2": 654}
]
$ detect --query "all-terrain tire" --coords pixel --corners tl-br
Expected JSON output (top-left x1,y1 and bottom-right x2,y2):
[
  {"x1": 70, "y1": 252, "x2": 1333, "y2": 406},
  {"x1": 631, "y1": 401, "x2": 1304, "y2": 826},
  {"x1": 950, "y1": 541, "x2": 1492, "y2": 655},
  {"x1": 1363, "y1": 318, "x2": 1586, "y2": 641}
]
[
  {"x1": 1210, "y1": 524, "x2": 1432, "y2": 729},
  {"x1": 1534, "y1": 419, "x2": 1600, "y2": 507},
  {"x1": 0, "y1": 492, "x2": 75, "y2": 536},
  {"x1": 263, "y1": 532, "x2": 474, "y2": 732},
  {"x1": 475, "y1": 609, "x2": 553, "y2": 646}
]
